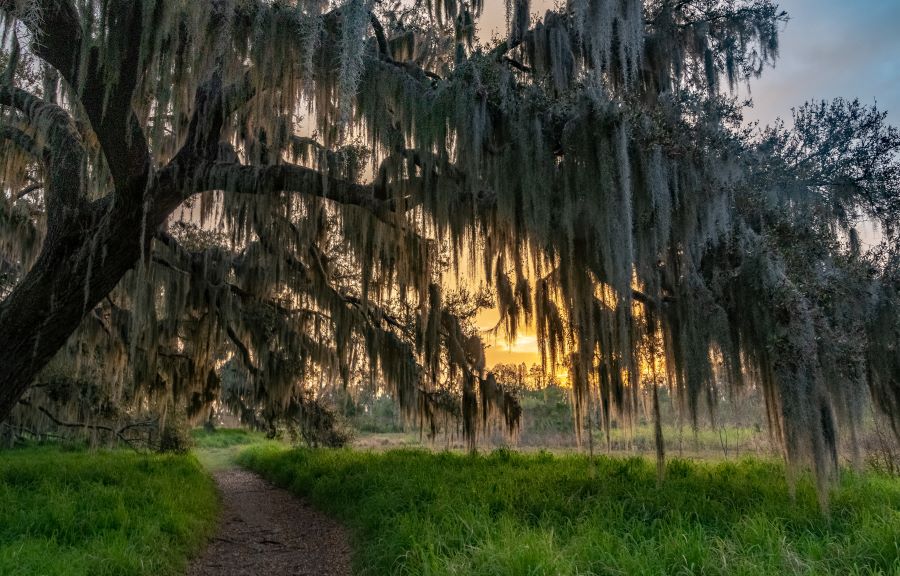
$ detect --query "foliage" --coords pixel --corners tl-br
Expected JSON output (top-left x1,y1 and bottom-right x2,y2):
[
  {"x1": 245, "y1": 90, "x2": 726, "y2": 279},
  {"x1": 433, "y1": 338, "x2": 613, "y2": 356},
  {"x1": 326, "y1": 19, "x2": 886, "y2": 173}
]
[
  {"x1": 342, "y1": 389, "x2": 406, "y2": 434},
  {"x1": 0, "y1": 446, "x2": 218, "y2": 576},
  {"x1": 240, "y1": 446, "x2": 900, "y2": 576},
  {"x1": 0, "y1": 0, "x2": 897, "y2": 501},
  {"x1": 285, "y1": 391, "x2": 356, "y2": 448}
]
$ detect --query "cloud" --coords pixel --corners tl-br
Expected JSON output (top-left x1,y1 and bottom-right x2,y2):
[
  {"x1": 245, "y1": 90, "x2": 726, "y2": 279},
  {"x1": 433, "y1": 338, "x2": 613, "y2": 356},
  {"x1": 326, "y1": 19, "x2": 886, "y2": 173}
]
[
  {"x1": 479, "y1": 0, "x2": 900, "y2": 126},
  {"x1": 746, "y1": 0, "x2": 900, "y2": 125}
]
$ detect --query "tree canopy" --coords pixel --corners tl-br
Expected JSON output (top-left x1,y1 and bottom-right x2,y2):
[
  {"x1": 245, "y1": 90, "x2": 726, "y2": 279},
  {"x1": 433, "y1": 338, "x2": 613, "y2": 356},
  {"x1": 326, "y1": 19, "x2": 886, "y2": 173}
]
[{"x1": 0, "y1": 0, "x2": 898, "y2": 498}]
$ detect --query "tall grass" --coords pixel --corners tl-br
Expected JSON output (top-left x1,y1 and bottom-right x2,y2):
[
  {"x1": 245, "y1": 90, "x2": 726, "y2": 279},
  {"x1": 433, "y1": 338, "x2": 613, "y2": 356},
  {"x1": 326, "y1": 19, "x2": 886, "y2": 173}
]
[
  {"x1": 0, "y1": 446, "x2": 218, "y2": 576},
  {"x1": 240, "y1": 446, "x2": 900, "y2": 575}
]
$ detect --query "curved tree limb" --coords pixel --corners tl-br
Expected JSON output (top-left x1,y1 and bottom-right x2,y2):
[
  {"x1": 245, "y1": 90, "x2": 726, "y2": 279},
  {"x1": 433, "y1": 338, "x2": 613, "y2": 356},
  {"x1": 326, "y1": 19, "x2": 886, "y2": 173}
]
[
  {"x1": 0, "y1": 83, "x2": 87, "y2": 225},
  {"x1": 1, "y1": 0, "x2": 150, "y2": 197},
  {"x1": 190, "y1": 161, "x2": 391, "y2": 215},
  {"x1": 0, "y1": 125, "x2": 41, "y2": 158}
]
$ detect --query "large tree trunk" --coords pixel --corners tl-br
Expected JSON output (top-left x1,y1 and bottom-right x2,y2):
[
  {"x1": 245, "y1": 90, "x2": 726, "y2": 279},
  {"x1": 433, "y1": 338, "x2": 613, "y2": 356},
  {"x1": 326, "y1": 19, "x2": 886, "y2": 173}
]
[{"x1": 0, "y1": 202, "x2": 148, "y2": 421}]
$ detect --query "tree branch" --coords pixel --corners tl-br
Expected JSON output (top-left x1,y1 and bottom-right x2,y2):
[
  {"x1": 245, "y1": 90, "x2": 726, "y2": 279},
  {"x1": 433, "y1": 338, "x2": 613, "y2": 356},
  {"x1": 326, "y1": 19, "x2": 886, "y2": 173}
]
[
  {"x1": 502, "y1": 56, "x2": 533, "y2": 74},
  {"x1": 226, "y1": 326, "x2": 260, "y2": 376},
  {"x1": 15, "y1": 182, "x2": 43, "y2": 200},
  {"x1": 0, "y1": 125, "x2": 42, "y2": 158},
  {"x1": 17, "y1": 399, "x2": 149, "y2": 451},
  {"x1": 2, "y1": 0, "x2": 151, "y2": 196},
  {"x1": 370, "y1": 12, "x2": 391, "y2": 59},
  {"x1": 0, "y1": 85, "x2": 80, "y2": 155},
  {"x1": 0, "y1": 83, "x2": 86, "y2": 219},
  {"x1": 192, "y1": 161, "x2": 391, "y2": 215}
]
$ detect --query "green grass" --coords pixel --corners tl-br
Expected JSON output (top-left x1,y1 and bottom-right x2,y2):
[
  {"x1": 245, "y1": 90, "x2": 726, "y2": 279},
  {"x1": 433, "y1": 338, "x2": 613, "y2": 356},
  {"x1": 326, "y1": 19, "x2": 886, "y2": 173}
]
[
  {"x1": 190, "y1": 427, "x2": 266, "y2": 449},
  {"x1": 596, "y1": 423, "x2": 769, "y2": 455},
  {"x1": 0, "y1": 446, "x2": 219, "y2": 576},
  {"x1": 239, "y1": 446, "x2": 900, "y2": 575},
  {"x1": 190, "y1": 427, "x2": 275, "y2": 470}
]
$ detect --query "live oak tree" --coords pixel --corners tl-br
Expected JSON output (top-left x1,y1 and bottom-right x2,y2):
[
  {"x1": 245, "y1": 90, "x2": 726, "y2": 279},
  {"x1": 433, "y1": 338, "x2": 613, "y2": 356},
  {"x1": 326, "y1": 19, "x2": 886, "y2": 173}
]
[
  {"x1": 0, "y1": 0, "x2": 898, "y2": 498},
  {"x1": 0, "y1": 0, "x2": 525, "y2": 448}
]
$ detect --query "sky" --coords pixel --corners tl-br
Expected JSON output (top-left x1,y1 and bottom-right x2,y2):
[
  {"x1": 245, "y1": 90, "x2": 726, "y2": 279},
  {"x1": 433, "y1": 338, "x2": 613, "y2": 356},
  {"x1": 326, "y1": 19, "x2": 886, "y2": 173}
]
[
  {"x1": 477, "y1": 0, "x2": 900, "y2": 126},
  {"x1": 477, "y1": 0, "x2": 900, "y2": 367},
  {"x1": 745, "y1": 0, "x2": 900, "y2": 126}
]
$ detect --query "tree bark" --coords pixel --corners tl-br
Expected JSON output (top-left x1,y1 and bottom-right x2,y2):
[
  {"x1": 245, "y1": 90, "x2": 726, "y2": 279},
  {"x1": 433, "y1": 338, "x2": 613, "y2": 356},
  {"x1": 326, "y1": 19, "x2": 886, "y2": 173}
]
[{"x1": 0, "y1": 200, "x2": 148, "y2": 421}]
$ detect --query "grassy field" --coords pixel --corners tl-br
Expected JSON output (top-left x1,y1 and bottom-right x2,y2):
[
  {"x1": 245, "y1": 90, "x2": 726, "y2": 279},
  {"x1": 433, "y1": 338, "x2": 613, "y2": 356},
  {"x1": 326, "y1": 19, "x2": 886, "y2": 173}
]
[
  {"x1": 190, "y1": 427, "x2": 276, "y2": 470},
  {"x1": 591, "y1": 423, "x2": 771, "y2": 458},
  {"x1": 0, "y1": 445, "x2": 218, "y2": 576},
  {"x1": 191, "y1": 427, "x2": 265, "y2": 449},
  {"x1": 239, "y1": 446, "x2": 900, "y2": 576}
]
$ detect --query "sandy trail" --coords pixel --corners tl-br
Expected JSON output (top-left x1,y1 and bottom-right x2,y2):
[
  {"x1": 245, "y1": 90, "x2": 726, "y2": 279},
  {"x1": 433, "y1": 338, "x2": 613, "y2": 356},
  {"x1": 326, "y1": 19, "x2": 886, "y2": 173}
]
[{"x1": 187, "y1": 467, "x2": 351, "y2": 576}]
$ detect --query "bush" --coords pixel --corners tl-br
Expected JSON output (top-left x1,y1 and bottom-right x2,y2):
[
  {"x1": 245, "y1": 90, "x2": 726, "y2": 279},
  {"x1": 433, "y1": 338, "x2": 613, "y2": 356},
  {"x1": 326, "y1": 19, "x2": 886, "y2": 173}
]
[{"x1": 157, "y1": 415, "x2": 193, "y2": 454}]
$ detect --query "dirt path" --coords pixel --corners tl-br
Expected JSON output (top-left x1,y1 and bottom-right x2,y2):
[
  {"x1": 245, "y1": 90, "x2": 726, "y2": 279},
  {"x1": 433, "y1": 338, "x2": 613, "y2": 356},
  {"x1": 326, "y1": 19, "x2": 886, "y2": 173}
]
[{"x1": 187, "y1": 467, "x2": 352, "y2": 576}]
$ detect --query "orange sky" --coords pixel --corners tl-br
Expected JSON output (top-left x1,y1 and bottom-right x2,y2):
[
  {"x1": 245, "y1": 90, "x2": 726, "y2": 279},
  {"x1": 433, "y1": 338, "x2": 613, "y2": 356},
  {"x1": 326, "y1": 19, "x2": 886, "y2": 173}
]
[{"x1": 479, "y1": 313, "x2": 541, "y2": 367}]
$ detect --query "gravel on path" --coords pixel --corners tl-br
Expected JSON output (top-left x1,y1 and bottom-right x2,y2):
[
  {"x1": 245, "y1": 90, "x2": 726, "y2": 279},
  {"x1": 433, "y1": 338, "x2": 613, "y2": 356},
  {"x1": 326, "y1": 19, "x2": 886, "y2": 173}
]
[{"x1": 187, "y1": 467, "x2": 351, "y2": 576}]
